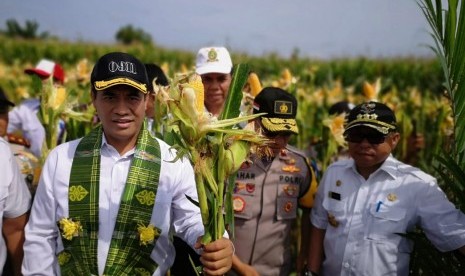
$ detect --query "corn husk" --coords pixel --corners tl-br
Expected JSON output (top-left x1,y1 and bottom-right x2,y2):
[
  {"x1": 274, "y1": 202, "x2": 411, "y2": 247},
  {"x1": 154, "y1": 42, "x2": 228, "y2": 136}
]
[{"x1": 154, "y1": 64, "x2": 268, "y2": 244}]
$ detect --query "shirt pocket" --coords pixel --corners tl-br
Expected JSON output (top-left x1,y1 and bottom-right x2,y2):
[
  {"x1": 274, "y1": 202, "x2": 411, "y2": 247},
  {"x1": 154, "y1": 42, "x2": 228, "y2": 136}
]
[
  {"x1": 366, "y1": 205, "x2": 407, "y2": 241},
  {"x1": 232, "y1": 181, "x2": 256, "y2": 220},
  {"x1": 322, "y1": 197, "x2": 347, "y2": 227}
]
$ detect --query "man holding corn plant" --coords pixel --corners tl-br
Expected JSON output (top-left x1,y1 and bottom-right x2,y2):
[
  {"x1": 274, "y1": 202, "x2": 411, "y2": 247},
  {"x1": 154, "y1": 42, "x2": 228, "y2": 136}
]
[
  {"x1": 22, "y1": 52, "x2": 233, "y2": 276},
  {"x1": 306, "y1": 101, "x2": 465, "y2": 276},
  {"x1": 229, "y1": 87, "x2": 318, "y2": 276}
]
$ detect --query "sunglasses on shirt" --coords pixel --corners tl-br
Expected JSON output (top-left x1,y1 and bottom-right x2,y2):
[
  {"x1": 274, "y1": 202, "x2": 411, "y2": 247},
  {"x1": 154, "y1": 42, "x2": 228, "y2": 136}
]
[{"x1": 344, "y1": 132, "x2": 388, "y2": 144}]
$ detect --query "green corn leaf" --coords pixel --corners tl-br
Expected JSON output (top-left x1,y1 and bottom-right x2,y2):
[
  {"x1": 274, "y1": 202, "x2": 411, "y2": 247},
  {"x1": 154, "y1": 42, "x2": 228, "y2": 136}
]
[{"x1": 219, "y1": 64, "x2": 250, "y2": 122}]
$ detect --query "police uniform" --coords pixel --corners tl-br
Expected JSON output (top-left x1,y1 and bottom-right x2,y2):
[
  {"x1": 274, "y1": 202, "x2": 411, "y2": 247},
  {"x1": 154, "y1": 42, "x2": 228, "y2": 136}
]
[
  {"x1": 230, "y1": 87, "x2": 318, "y2": 276},
  {"x1": 233, "y1": 146, "x2": 316, "y2": 275}
]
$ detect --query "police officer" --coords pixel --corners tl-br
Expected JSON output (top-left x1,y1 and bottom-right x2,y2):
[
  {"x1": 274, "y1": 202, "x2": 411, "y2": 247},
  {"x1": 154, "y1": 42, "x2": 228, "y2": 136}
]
[
  {"x1": 0, "y1": 87, "x2": 38, "y2": 194},
  {"x1": 229, "y1": 87, "x2": 318, "y2": 276}
]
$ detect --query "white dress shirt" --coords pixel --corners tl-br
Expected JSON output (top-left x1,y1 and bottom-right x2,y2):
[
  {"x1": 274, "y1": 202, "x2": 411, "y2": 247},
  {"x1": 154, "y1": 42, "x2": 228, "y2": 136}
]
[
  {"x1": 8, "y1": 98, "x2": 45, "y2": 157},
  {"x1": 0, "y1": 138, "x2": 31, "y2": 270},
  {"x1": 311, "y1": 155, "x2": 465, "y2": 276},
  {"x1": 22, "y1": 135, "x2": 204, "y2": 275}
]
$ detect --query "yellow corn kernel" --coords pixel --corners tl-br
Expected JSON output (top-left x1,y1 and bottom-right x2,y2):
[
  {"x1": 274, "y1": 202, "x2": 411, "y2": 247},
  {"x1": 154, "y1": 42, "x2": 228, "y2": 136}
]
[
  {"x1": 282, "y1": 68, "x2": 292, "y2": 84},
  {"x1": 161, "y1": 62, "x2": 170, "y2": 76},
  {"x1": 188, "y1": 74, "x2": 204, "y2": 113},
  {"x1": 363, "y1": 81, "x2": 376, "y2": 101},
  {"x1": 180, "y1": 64, "x2": 188, "y2": 73},
  {"x1": 248, "y1": 72, "x2": 262, "y2": 97},
  {"x1": 76, "y1": 58, "x2": 89, "y2": 81},
  {"x1": 51, "y1": 86, "x2": 67, "y2": 111}
]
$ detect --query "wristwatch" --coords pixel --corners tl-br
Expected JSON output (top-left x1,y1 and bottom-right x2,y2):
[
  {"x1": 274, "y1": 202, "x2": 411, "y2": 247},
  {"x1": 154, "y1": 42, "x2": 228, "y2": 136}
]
[{"x1": 302, "y1": 266, "x2": 318, "y2": 276}]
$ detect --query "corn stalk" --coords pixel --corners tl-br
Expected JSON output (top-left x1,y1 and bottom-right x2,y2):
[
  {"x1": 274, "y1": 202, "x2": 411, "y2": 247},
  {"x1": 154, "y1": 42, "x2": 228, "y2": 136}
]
[
  {"x1": 154, "y1": 64, "x2": 268, "y2": 244},
  {"x1": 38, "y1": 79, "x2": 95, "y2": 164}
]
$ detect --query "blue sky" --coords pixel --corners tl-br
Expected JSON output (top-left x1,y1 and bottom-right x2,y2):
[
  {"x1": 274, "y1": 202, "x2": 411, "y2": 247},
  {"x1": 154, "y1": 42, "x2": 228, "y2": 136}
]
[{"x1": 0, "y1": 0, "x2": 434, "y2": 59}]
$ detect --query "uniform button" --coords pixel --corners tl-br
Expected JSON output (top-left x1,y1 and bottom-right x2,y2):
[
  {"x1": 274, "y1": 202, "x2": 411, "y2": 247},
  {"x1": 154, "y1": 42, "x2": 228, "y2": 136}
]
[{"x1": 344, "y1": 262, "x2": 350, "y2": 268}]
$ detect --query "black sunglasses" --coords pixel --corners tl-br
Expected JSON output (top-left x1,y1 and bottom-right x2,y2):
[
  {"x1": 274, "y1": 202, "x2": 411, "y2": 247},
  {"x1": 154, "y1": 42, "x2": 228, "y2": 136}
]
[{"x1": 345, "y1": 132, "x2": 388, "y2": 144}]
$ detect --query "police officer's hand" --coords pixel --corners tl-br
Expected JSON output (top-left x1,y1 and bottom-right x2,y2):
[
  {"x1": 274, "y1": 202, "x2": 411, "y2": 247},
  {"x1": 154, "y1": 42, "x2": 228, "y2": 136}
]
[
  {"x1": 231, "y1": 254, "x2": 259, "y2": 276},
  {"x1": 196, "y1": 237, "x2": 233, "y2": 275}
]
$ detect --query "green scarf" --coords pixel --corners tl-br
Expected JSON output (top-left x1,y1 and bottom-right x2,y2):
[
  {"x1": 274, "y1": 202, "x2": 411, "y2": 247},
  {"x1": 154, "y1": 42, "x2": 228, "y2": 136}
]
[{"x1": 58, "y1": 122, "x2": 162, "y2": 276}]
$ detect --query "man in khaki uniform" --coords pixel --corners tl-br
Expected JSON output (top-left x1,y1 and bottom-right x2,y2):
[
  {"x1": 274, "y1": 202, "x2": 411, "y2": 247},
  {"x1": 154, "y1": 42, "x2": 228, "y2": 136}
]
[{"x1": 229, "y1": 87, "x2": 318, "y2": 276}]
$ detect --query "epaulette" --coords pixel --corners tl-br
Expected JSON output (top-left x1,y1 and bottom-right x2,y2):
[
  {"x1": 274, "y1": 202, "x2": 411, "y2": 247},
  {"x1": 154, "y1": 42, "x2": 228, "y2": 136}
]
[
  {"x1": 398, "y1": 164, "x2": 435, "y2": 182},
  {"x1": 7, "y1": 133, "x2": 31, "y2": 148},
  {"x1": 285, "y1": 145, "x2": 307, "y2": 158}
]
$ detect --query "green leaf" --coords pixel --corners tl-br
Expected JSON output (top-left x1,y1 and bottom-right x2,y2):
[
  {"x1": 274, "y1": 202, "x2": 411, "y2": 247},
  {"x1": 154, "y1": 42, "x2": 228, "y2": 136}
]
[{"x1": 219, "y1": 64, "x2": 250, "y2": 122}]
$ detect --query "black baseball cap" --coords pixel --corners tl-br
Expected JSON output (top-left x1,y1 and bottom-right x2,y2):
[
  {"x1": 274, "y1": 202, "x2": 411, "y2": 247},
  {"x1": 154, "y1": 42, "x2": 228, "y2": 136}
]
[
  {"x1": 144, "y1": 63, "x2": 169, "y2": 91},
  {"x1": 344, "y1": 101, "x2": 397, "y2": 135},
  {"x1": 253, "y1": 87, "x2": 298, "y2": 134},
  {"x1": 329, "y1": 101, "x2": 354, "y2": 115},
  {"x1": 0, "y1": 87, "x2": 15, "y2": 109},
  {"x1": 91, "y1": 52, "x2": 149, "y2": 94}
]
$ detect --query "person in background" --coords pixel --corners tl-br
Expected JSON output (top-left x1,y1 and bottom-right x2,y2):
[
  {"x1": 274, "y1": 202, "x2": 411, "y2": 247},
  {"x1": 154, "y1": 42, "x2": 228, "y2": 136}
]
[
  {"x1": 144, "y1": 63, "x2": 169, "y2": 134},
  {"x1": 22, "y1": 52, "x2": 233, "y2": 276},
  {"x1": 195, "y1": 46, "x2": 233, "y2": 117},
  {"x1": 0, "y1": 88, "x2": 32, "y2": 276},
  {"x1": 305, "y1": 101, "x2": 465, "y2": 276},
  {"x1": 8, "y1": 59, "x2": 66, "y2": 157},
  {"x1": 229, "y1": 87, "x2": 318, "y2": 276},
  {"x1": 0, "y1": 87, "x2": 38, "y2": 193}
]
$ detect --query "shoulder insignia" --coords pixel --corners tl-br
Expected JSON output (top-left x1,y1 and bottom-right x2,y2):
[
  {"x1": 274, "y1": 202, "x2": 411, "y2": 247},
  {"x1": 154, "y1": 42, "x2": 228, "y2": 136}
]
[
  {"x1": 398, "y1": 163, "x2": 435, "y2": 182},
  {"x1": 7, "y1": 133, "x2": 31, "y2": 147}
]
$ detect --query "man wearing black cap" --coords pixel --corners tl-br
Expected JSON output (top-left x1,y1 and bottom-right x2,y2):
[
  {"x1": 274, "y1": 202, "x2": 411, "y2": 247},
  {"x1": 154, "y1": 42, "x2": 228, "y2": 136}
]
[
  {"x1": 22, "y1": 52, "x2": 233, "y2": 276},
  {"x1": 229, "y1": 87, "x2": 318, "y2": 276},
  {"x1": 306, "y1": 101, "x2": 465, "y2": 276},
  {"x1": 0, "y1": 87, "x2": 32, "y2": 276}
]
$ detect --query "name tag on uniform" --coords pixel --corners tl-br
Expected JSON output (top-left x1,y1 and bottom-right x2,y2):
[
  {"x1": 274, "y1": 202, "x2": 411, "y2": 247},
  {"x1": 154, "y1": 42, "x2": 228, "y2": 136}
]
[{"x1": 328, "y1": 191, "x2": 341, "y2": 201}]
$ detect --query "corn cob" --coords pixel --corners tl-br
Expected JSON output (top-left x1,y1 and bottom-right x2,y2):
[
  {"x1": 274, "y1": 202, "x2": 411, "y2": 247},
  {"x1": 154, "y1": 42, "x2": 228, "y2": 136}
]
[
  {"x1": 247, "y1": 72, "x2": 262, "y2": 97},
  {"x1": 187, "y1": 74, "x2": 205, "y2": 114},
  {"x1": 282, "y1": 68, "x2": 292, "y2": 83}
]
